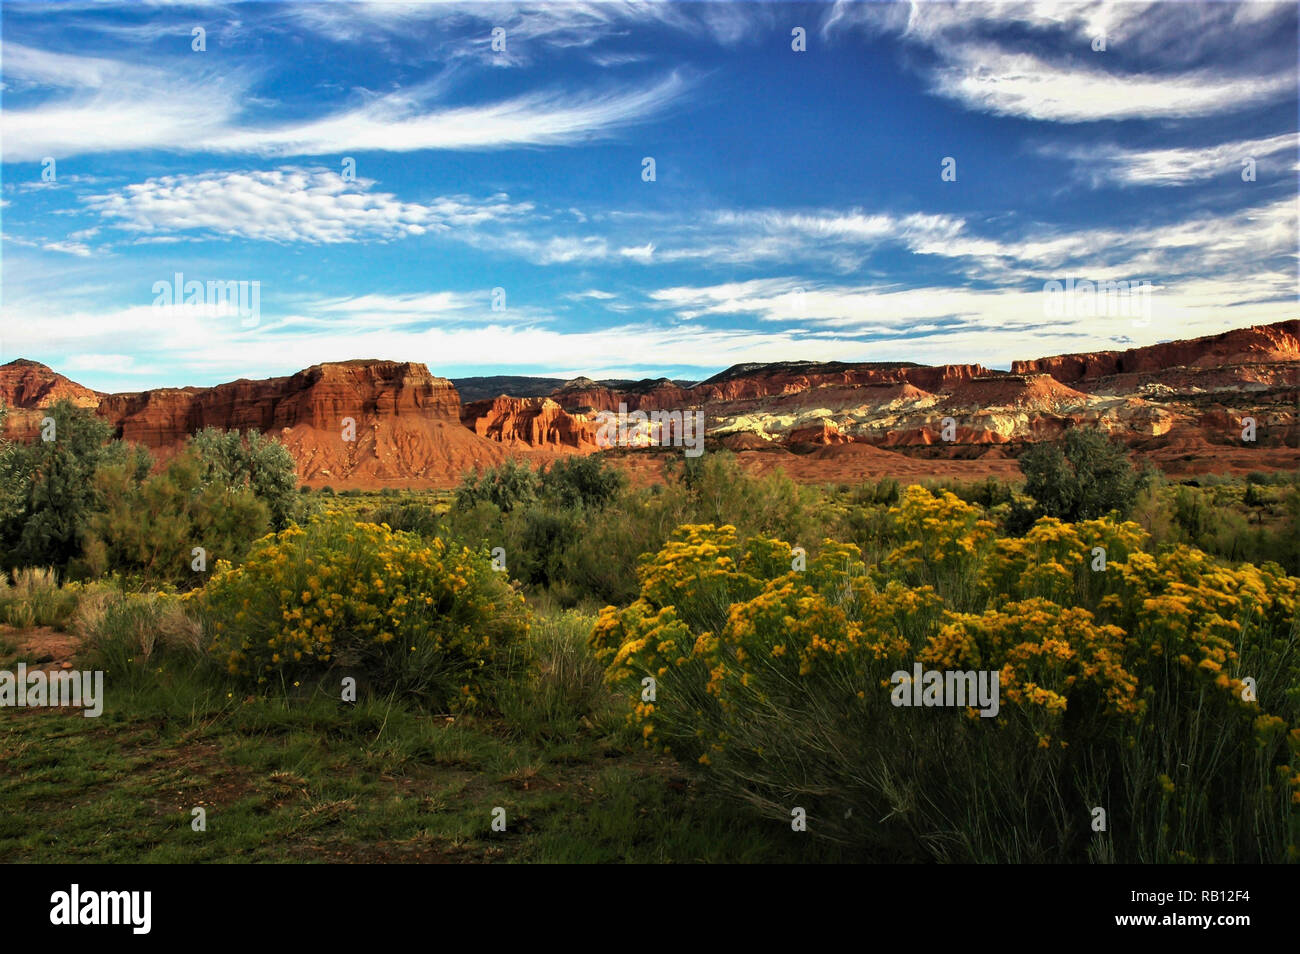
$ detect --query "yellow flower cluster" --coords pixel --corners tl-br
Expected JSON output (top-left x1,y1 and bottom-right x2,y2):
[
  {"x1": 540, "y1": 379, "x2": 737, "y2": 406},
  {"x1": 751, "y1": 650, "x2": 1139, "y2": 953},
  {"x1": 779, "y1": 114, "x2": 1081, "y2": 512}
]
[
  {"x1": 198, "y1": 511, "x2": 526, "y2": 706},
  {"x1": 875, "y1": 486, "x2": 997, "y2": 586},
  {"x1": 593, "y1": 491, "x2": 1300, "y2": 783}
]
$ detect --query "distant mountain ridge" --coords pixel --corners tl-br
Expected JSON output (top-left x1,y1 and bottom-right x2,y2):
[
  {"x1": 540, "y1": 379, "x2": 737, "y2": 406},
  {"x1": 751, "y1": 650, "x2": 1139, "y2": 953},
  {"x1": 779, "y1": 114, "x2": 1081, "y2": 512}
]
[
  {"x1": 2, "y1": 319, "x2": 1295, "y2": 487},
  {"x1": 452, "y1": 375, "x2": 698, "y2": 403}
]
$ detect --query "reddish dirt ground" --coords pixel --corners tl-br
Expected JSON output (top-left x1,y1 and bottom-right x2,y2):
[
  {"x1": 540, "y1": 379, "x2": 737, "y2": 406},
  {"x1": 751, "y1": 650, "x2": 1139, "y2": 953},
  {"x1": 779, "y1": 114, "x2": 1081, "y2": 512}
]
[
  {"x1": 605, "y1": 444, "x2": 1026, "y2": 488},
  {"x1": 1, "y1": 625, "x2": 78, "y2": 671}
]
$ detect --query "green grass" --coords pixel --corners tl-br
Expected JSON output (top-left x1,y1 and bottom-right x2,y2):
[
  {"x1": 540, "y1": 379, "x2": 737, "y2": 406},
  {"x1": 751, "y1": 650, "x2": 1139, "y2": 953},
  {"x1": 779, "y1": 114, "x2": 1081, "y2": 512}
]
[{"x1": 0, "y1": 621, "x2": 826, "y2": 864}]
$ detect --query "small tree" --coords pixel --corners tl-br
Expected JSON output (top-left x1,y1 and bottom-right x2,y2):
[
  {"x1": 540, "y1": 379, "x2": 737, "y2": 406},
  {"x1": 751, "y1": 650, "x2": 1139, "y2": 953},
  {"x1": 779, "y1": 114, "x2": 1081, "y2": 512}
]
[
  {"x1": 0, "y1": 400, "x2": 149, "y2": 574},
  {"x1": 83, "y1": 450, "x2": 269, "y2": 587},
  {"x1": 1018, "y1": 428, "x2": 1145, "y2": 523},
  {"x1": 540, "y1": 454, "x2": 626, "y2": 510},
  {"x1": 454, "y1": 458, "x2": 541, "y2": 513},
  {"x1": 189, "y1": 428, "x2": 299, "y2": 530}
]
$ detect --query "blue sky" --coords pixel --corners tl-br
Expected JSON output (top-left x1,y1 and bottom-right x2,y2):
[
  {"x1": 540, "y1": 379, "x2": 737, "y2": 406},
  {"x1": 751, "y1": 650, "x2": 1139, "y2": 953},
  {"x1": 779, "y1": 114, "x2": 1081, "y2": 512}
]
[{"x1": 2, "y1": 0, "x2": 1296, "y2": 393}]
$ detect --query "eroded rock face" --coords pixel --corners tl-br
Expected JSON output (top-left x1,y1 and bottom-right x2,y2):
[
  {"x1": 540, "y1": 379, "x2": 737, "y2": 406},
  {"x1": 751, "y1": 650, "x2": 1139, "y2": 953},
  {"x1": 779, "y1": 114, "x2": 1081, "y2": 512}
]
[
  {"x1": 3, "y1": 359, "x2": 517, "y2": 488},
  {"x1": 540, "y1": 322, "x2": 1295, "y2": 476},
  {"x1": 787, "y1": 418, "x2": 850, "y2": 446},
  {"x1": 97, "y1": 361, "x2": 464, "y2": 448},
  {"x1": 0, "y1": 359, "x2": 101, "y2": 409},
  {"x1": 688, "y1": 362, "x2": 989, "y2": 403},
  {"x1": 1010, "y1": 321, "x2": 1300, "y2": 382},
  {"x1": 0, "y1": 359, "x2": 103, "y2": 441},
  {"x1": 462, "y1": 395, "x2": 601, "y2": 449},
  {"x1": 552, "y1": 377, "x2": 691, "y2": 414}
]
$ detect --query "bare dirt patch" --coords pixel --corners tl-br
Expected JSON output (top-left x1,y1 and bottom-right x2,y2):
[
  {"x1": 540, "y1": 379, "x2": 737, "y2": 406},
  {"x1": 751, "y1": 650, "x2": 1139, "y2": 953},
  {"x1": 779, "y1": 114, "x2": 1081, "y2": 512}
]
[{"x1": 1, "y1": 625, "x2": 80, "y2": 670}]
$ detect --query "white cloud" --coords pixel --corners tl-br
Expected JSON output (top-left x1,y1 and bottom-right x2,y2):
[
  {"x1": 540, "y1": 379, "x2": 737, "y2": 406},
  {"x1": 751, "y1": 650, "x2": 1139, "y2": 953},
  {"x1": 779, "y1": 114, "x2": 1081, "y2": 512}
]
[
  {"x1": 280, "y1": 0, "x2": 750, "y2": 53},
  {"x1": 40, "y1": 240, "x2": 92, "y2": 256},
  {"x1": 1, "y1": 39, "x2": 692, "y2": 160},
  {"x1": 1043, "y1": 132, "x2": 1299, "y2": 186},
  {"x1": 822, "y1": 1, "x2": 1297, "y2": 123},
  {"x1": 83, "y1": 168, "x2": 532, "y2": 244},
  {"x1": 210, "y1": 71, "x2": 692, "y2": 156},
  {"x1": 63, "y1": 353, "x2": 134, "y2": 374},
  {"x1": 931, "y1": 45, "x2": 1294, "y2": 122},
  {"x1": 11, "y1": 279, "x2": 1292, "y2": 390},
  {"x1": 0, "y1": 43, "x2": 251, "y2": 162},
  {"x1": 647, "y1": 273, "x2": 1296, "y2": 368},
  {"x1": 3, "y1": 41, "x2": 140, "y2": 89}
]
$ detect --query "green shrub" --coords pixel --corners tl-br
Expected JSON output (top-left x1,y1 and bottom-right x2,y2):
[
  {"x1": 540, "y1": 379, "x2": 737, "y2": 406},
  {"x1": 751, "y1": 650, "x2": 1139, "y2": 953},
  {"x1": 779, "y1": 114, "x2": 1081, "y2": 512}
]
[
  {"x1": 76, "y1": 591, "x2": 203, "y2": 686},
  {"x1": 82, "y1": 451, "x2": 270, "y2": 588},
  {"x1": 0, "y1": 401, "x2": 150, "y2": 574},
  {"x1": 555, "y1": 488, "x2": 691, "y2": 606},
  {"x1": 540, "y1": 455, "x2": 626, "y2": 510},
  {"x1": 368, "y1": 502, "x2": 441, "y2": 538},
  {"x1": 520, "y1": 506, "x2": 582, "y2": 588},
  {"x1": 188, "y1": 427, "x2": 300, "y2": 530},
  {"x1": 454, "y1": 459, "x2": 541, "y2": 513},
  {"x1": 1019, "y1": 428, "x2": 1145, "y2": 523},
  {"x1": 498, "y1": 609, "x2": 613, "y2": 741},
  {"x1": 1, "y1": 567, "x2": 82, "y2": 628},
  {"x1": 667, "y1": 451, "x2": 826, "y2": 545}
]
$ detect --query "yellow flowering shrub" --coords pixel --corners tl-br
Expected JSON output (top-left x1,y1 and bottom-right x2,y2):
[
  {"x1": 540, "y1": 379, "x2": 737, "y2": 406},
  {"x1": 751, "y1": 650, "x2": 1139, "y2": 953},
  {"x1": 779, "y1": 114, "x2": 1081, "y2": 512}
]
[
  {"x1": 873, "y1": 486, "x2": 997, "y2": 609},
  {"x1": 980, "y1": 517, "x2": 1147, "y2": 606},
  {"x1": 594, "y1": 493, "x2": 1300, "y2": 862},
  {"x1": 196, "y1": 511, "x2": 528, "y2": 708},
  {"x1": 928, "y1": 599, "x2": 1139, "y2": 740}
]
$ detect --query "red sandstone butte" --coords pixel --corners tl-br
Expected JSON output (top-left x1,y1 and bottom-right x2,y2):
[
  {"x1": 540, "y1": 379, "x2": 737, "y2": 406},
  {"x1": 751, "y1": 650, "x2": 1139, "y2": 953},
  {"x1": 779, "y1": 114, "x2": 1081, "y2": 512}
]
[
  {"x1": 787, "y1": 418, "x2": 851, "y2": 446},
  {"x1": 2, "y1": 359, "x2": 517, "y2": 488}
]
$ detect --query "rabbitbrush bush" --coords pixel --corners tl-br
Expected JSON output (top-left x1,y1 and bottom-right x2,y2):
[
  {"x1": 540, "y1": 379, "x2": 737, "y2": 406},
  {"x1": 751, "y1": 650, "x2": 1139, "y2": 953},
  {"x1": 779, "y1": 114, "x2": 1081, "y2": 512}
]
[
  {"x1": 195, "y1": 512, "x2": 528, "y2": 709},
  {"x1": 592, "y1": 485, "x2": 1300, "y2": 863}
]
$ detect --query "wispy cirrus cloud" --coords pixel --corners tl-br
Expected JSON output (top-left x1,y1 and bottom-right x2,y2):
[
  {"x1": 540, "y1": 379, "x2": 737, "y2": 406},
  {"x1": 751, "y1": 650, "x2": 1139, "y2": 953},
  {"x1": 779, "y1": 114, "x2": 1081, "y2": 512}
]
[
  {"x1": 929, "y1": 45, "x2": 1294, "y2": 122},
  {"x1": 1, "y1": 37, "x2": 693, "y2": 160},
  {"x1": 449, "y1": 206, "x2": 969, "y2": 271},
  {"x1": 277, "y1": 0, "x2": 764, "y2": 55},
  {"x1": 211, "y1": 71, "x2": 692, "y2": 156},
  {"x1": 1, "y1": 42, "x2": 250, "y2": 162},
  {"x1": 1040, "y1": 132, "x2": 1300, "y2": 187},
  {"x1": 3, "y1": 1, "x2": 1294, "y2": 392},
  {"x1": 822, "y1": 1, "x2": 1297, "y2": 122},
  {"x1": 74, "y1": 165, "x2": 1297, "y2": 295},
  {"x1": 647, "y1": 271, "x2": 1297, "y2": 367}
]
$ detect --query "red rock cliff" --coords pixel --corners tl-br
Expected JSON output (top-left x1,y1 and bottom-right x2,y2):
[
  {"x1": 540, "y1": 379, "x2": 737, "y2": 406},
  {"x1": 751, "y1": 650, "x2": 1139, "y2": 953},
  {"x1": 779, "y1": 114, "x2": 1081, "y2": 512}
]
[
  {"x1": 93, "y1": 361, "x2": 463, "y2": 449},
  {"x1": 0, "y1": 359, "x2": 101, "y2": 410},
  {"x1": 1011, "y1": 320, "x2": 1300, "y2": 382}
]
